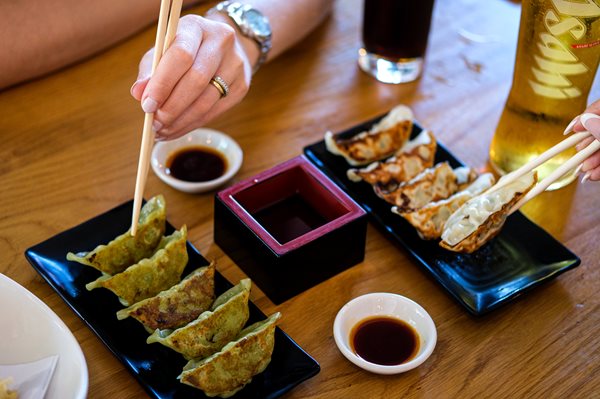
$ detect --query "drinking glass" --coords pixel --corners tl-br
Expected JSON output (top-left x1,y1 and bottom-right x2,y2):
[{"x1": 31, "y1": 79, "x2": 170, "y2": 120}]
[{"x1": 359, "y1": 0, "x2": 435, "y2": 84}]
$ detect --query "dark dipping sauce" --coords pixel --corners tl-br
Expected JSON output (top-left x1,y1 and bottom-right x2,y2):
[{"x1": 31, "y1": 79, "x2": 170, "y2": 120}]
[
  {"x1": 166, "y1": 146, "x2": 227, "y2": 182},
  {"x1": 252, "y1": 194, "x2": 327, "y2": 244},
  {"x1": 350, "y1": 316, "x2": 420, "y2": 366}
]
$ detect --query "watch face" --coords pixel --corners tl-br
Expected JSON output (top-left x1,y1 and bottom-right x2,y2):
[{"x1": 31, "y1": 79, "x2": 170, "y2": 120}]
[{"x1": 244, "y1": 9, "x2": 271, "y2": 38}]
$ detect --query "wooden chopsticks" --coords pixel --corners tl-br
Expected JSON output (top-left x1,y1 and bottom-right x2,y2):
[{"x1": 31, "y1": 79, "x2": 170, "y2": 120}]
[
  {"x1": 487, "y1": 131, "x2": 590, "y2": 195},
  {"x1": 510, "y1": 136, "x2": 599, "y2": 213},
  {"x1": 484, "y1": 130, "x2": 598, "y2": 215},
  {"x1": 131, "y1": 0, "x2": 183, "y2": 236}
]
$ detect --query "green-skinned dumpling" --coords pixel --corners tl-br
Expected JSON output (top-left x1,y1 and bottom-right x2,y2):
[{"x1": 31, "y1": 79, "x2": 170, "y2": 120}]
[
  {"x1": 179, "y1": 312, "x2": 281, "y2": 398},
  {"x1": 67, "y1": 195, "x2": 166, "y2": 275},
  {"x1": 85, "y1": 226, "x2": 188, "y2": 306},
  {"x1": 116, "y1": 263, "x2": 215, "y2": 332},
  {"x1": 147, "y1": 278, "x2": 251, "y2": 360}
]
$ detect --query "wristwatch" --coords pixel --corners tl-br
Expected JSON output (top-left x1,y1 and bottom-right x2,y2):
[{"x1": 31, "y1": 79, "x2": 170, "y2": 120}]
[{"x1": 212, "y1": 1, "x2": 272, "y2": 74}]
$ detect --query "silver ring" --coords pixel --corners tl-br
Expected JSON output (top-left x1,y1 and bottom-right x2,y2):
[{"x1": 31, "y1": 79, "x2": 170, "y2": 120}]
[{"x1": 210, "y1": 75, "x2": 229, "y2": 98}]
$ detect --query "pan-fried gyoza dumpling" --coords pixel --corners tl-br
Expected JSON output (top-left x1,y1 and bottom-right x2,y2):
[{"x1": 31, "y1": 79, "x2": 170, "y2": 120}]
[
  {"x1": 85, "y1": 226, "x2": 188, "y2": 306},
  {"x1": 455, "y1": 167, "x2": 479, "y2": 191},
  {"x1": 179, "y1": 312, "x2": 281, "y2": 398},
  {"x1": 116, "y1": 262, "x2": 215, "y2": 332},
  {"x1": 395, "y1": 173, "x2": 495, "y2": 240},
  {"x1": 440, "y1": 171, "x2": 537, "y2": 253},
  {"x1": 146, "y1": 279, "x2": 251, "y2": 360},
  {"x1": 374, "y1": 162, "x2": 476, "y2": 213},
  {"x1": 325, "y1": 105, "x2": 413, "y2": 166},
  {"x1": 67, "y1": 195, "x2": 166, "y2": 275},
  {"x1": 347, "y1": 130, "x2": 437, "y2": 185}
]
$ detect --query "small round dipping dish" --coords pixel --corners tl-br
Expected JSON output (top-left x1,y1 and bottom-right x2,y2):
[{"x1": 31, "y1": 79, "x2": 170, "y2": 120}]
[
  {"x1": 152, "y1": 128, "x2": 243, "y2": 193},
  {"x1": 333, "y1": 293, "x2": 436, "y2": 375}
]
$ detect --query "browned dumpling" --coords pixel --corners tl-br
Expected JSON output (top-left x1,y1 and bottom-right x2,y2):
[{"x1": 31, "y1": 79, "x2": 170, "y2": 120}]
[
  {"x1": 440, "y1": 171, "x2": 537, "y2": 253},
  {"x1": 146, "y1": 279, "x2": 251, "y2": 360},
  {"x1": 395, "y1": 173, "x2": 495, "y2": 240},
  {"x1": 347, "y1": 130, "x2": 436, "y2": 185},
  {"x1": 116, "y1": 263, "x2": 215, "y2": 332},
  {"x1": 374, "y1": 163, "x2": 476, "y2": 213},
  {"x1": 325, "y1": 105, "x2": 413, "y2": 166}
]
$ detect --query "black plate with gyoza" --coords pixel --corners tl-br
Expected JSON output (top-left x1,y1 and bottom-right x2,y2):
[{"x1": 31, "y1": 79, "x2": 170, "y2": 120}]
[
  {"x1": 304, "y1": 113, "x2": 580, "y2": 315},
  {"x1": 25, "y1": 200, "x2": 320, "y2": 398}
]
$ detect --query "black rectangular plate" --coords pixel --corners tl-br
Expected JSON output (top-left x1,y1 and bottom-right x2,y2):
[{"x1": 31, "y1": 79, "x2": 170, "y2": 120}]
[
  {"x1": 25, "y1": 200, "x2": 320, "y2": 399},
  {"x1": 304, "y1": 114, "x2": 580, "y2": 315}
]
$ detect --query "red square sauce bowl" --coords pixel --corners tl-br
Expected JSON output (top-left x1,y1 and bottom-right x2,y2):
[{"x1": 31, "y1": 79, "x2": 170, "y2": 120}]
[{"x1": 215, "y1": 155, "x2": 367, "y2": 304}]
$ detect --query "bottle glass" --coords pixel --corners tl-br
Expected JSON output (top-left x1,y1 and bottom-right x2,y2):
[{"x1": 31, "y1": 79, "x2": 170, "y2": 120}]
[{"x1": 490, "y1": 0, "x2": 600, "y2": 190}]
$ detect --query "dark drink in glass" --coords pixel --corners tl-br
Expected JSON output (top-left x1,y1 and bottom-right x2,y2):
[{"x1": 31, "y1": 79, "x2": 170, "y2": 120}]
[{"x1": 359, "y1": 0, "x2": 435, "y2": 84}]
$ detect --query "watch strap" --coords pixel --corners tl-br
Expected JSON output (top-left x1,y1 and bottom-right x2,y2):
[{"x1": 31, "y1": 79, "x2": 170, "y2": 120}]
[{"x1": 211, "y1": 1, "x2": 272, "y2": 74}]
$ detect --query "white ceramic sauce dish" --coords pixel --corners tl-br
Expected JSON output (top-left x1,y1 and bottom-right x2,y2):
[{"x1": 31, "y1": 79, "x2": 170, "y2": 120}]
[
  {"x1": 333, "y1": 292, "x2": 436, "y2": 375},
  {"x1": 152, "y1": 128, "x2": 243, "y2": 193}
]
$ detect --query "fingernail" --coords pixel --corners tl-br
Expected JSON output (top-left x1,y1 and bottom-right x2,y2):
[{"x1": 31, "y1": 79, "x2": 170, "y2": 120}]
[
  {"x1": 580, "y1": 113, "x2": 600, "y2": 134},
  {"x1": 142, "y1": 97, "x2": 158, "y2": 113},
  {"x1": 574, "y1": 163, "x2": 583, "y2": 175},
  {"x1": 581, "y1": 171, "x2": 591, "y2": 184},
  {"x1": 563, "y1": 116, "x2": 579, "y2": 135},
  {"x1": 152, "y1": 120, "x2": 163, "y2": 132},
  {"x1": 130, "y1": 81, "x2": 139, "y2": 96}
]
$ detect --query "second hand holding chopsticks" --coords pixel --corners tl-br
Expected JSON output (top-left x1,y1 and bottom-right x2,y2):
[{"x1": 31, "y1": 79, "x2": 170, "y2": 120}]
[
  {"x1": 511, "y1": 136, "x2": 600, "y2": 213},
  {"x1": 131, "y1": 0, "x2": 183, "y2": 236},
  {"x1": 484, "y1": 129, "x2": 598, "y2": 215}
]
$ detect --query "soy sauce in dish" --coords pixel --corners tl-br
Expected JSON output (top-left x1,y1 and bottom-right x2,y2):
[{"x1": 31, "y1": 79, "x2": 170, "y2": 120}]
[
  {"x1": 166, "y1": 146, "x2": 227, "y2": 182},
  {"x1": 350, "y1": 316, "x2": 419, "y2": 366}
]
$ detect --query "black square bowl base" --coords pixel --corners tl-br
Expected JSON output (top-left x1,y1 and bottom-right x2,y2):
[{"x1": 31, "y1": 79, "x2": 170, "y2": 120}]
[{"x1": 215, "y1": 196, "x2": 367, "y2": 304}]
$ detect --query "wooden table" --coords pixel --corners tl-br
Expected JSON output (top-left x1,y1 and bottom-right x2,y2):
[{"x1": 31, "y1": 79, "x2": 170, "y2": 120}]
[{"x1": 1, "y1": 0, "x2": 599, "y2": 397}]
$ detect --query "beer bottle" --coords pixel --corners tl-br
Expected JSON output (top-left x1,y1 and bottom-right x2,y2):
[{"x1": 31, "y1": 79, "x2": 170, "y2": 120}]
[{"x1": 489, "y1": 0, "x2": 600, "y2": 190}]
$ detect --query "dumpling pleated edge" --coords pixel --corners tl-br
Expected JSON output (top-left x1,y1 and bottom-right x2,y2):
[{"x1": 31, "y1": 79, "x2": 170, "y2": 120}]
[
  {"x1": 85, "y1": 225, "x2": 188, "y2": 306},
  {"x1": 115, "y1": 261, "x2": 216, "y2": 331},
  {"x1": 66, "y1": 195, "x2": 166, "y2": 275},
  {"x1": 146, "y1": 278, "x2": 251, "y2": 360},
  {"x1": 178, "y1": 312, "x2": 281, "y2": 398}
]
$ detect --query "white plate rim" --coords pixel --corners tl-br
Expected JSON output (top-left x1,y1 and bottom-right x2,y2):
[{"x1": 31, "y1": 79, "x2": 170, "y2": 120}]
[{"x1": 0, "y1": 273, "x2": 88, "y2": 399}]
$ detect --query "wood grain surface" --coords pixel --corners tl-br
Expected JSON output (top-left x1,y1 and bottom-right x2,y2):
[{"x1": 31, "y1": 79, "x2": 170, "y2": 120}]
[{"x1": 1, "y1": 0, "x2": 599, "y2": 398}]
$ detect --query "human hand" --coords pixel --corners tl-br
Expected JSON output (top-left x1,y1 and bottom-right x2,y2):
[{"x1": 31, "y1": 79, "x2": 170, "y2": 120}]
[
  {"x1": 564, "y1": 99, "x2": 600, "y2": 182},
  {"x1": 130, "y1": 14, "x2": 252, "y2": 140}
]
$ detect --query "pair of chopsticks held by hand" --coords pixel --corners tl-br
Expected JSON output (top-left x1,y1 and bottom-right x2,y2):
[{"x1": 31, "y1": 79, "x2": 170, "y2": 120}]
[
  {"x1": 486, "y1": 113, "x2": 600, "y2": 215},
  {"x1": 131, "y1": 0, "x2": 183, "y2": 236}
]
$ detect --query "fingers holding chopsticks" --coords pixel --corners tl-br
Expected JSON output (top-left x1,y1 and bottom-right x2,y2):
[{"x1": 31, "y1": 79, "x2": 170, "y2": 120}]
[
  {"x1": 130, "y1": 14, "x2": 253, "y2": 141},
  {"x1": 564, "y1": 98, "x2": 600, "y2": 181},
  {"x1": 157, "y1": 47, "x2": 251, "y2": 139},
  {"x1": 564, "y1": 99, "x2": 600, "y2": 135},
  {"x1": 580, "y1": 137, "x2": 600, "y2": 183}
]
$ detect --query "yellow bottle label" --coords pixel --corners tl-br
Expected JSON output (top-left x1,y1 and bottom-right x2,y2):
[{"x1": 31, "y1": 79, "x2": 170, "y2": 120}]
[{"x1": 529, "y1": 0, "x2": 600, "y2": 99}]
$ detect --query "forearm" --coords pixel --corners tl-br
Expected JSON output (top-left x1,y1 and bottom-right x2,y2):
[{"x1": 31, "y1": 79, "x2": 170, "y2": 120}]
[{"x1": 0, "y1": 0, "x2": 199, "y2": 89}]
